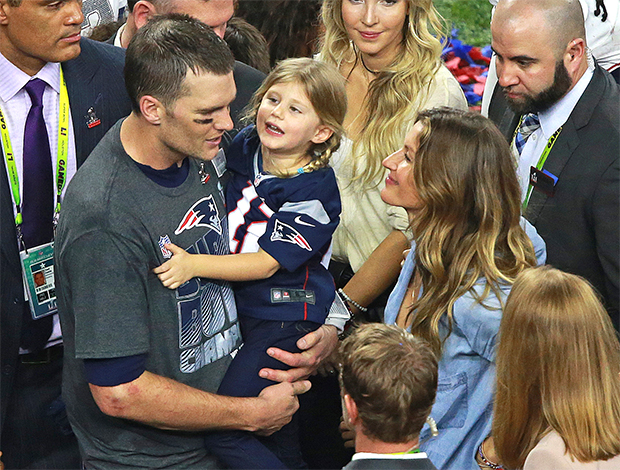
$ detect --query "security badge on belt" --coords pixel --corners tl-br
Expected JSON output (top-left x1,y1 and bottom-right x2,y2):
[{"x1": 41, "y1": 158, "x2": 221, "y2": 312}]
[{"x1": 19, "y1": 241, "x2": 57, "y2": 320}]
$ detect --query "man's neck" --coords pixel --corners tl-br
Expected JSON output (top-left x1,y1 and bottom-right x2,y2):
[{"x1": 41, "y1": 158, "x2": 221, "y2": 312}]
[
  {"x1": 120, "y1": 15, "x2": 138, "y2": 48},
  {"x1": 0, "y1": 36, "x2": 45, "y2": 76},
  {"x1": 120, "y1": 113, "x2": 184, "y2": 170},
  {"x1": 355, "y1": 432, "x2": 420, "y2": 455},
  {"x1": 566, "y1": 60, "x2": 589, "y2": 95}
]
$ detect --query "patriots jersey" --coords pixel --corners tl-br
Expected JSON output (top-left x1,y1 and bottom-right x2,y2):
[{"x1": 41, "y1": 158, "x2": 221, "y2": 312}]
[{"x1": 225, "y1": 126, "x2": 341, "y2": 323}]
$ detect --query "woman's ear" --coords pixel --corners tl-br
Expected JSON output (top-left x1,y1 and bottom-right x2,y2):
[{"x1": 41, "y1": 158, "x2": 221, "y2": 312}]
[{"x1": 312, "y1": 125, "x2": 334, "y2": 145}]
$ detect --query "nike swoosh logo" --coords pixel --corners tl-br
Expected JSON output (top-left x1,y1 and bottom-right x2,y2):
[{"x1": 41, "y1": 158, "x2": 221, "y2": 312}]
[{"x1": 294, "y1": 215, "x2": 315, "y2": 227}]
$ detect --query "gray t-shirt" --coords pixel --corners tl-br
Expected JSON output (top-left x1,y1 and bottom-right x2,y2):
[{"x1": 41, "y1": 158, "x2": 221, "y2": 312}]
[{"x1": 56, "y1": 120, "x2": 241, "y2": 468}]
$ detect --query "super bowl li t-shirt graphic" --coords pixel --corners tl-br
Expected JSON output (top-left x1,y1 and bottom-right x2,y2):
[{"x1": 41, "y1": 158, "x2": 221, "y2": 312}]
[{"x1": 170, "y1": 194, "x2": 240, "y2": 374}]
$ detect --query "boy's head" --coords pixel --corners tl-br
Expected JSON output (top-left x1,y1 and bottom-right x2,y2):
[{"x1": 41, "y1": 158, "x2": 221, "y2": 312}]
[{"x1": 339, "y1": 324, "x2": 438, "y2": 445}]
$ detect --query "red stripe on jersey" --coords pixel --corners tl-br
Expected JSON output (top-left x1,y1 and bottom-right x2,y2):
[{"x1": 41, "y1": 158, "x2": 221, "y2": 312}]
[{"x1": 303, "y1": 266, "x2": 309, "y2": 320}]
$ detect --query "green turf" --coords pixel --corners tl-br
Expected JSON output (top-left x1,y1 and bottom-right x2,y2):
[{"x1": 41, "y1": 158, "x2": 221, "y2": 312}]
[{"x1": 434, "y1": 0, "x2": 493, "y2": 47}]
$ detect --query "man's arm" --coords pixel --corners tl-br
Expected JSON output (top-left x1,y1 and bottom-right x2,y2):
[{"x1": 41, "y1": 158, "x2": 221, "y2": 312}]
[
  {"x1": 593, "y1": 156, "x2": 620, "y2": 329},
  {"x1": 90, "y1": 370, "x2": 310, "y2": 435}
]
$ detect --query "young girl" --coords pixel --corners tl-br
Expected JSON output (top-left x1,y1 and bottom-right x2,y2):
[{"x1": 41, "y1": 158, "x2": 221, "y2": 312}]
[
  {"x1": 155, "y1": 58, "x2": 347, "y2": 469},
  {"x1": 479, "y1": 266, "x2": 620, "y2": 470}
]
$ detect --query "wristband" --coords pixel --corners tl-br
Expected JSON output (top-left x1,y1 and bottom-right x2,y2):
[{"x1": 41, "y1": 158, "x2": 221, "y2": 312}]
[
  {"x1": 337, "y1": 288, "x2": 368, "y2": 313},
  {"x1": 324, "y1": 292, "x2": 351, "y2": 334},
  {"x1": 477, "y1": 442, "x2": 504, "y2": 470}
]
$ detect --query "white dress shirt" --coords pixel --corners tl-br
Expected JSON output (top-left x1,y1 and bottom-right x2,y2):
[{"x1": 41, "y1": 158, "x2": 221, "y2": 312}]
[{"x1": 0, "y1": 51, "x2": 78, "y2": 348}]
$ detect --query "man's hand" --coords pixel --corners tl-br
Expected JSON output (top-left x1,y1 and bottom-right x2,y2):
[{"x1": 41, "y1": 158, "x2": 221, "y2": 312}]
[
  {"x1": 253, "y1": 380, "x2": 311, "y2": 436},
  {"x1": 259, "y1": 325, "x2": 339, "y2": 382},
  {"x1": 339, "y1": 418, "x2": 355, "y2": 448}
]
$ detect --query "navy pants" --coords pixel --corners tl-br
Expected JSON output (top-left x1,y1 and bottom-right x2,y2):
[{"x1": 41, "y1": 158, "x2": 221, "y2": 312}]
[
  {"x1": 204, "y1": 317, "x2": 320, "y2": 469},
  {"x1": 1, "y1": 347, "x2": 81, "y2": 469}
]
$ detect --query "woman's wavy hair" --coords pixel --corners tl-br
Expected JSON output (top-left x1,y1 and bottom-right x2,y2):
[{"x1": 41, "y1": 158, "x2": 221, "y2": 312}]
[
  {"x1": 320, "y1": 0, "x2": 445, "y2": 187},
  {"x1": 404, "y1": 108, "x2": 537, "y2": 355},
  {"x1": 244, "y1": 58, "x2": 347, "y2": 174},
  {"x1": 493, "y1": 266, "x2": 620, "y2": 468}
]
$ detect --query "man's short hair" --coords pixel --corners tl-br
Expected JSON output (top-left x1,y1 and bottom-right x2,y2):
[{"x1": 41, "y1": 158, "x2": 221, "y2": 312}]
[
  {"x1": 124, "y1": 13, "x2": 235, "y2": 112},
  {"x1": 339, "y1": 324, "x2": 438, "y2": 443}
]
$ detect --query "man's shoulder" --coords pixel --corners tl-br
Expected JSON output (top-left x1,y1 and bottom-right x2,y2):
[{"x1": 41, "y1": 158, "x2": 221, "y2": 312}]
[
  {"x1": 64, "y1": 37, "x2": 125, "y2": 69},
  {"x1": 67, "y1": 122, "x2": 126, "y2": 199},
  {"x1": 344, "y1": 456, "x2": 437, "y2": 470},
  {"x1": 576, "y1": 66, "x2": 620, "y2": 129},
  {"x1": 233, "y1": 60, "x2": 266, "y2": 86}
]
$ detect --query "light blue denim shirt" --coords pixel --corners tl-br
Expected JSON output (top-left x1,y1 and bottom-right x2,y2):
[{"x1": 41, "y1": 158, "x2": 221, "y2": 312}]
[{"x1": 385, "y1": 219, "x2": 546, "y2": 470}]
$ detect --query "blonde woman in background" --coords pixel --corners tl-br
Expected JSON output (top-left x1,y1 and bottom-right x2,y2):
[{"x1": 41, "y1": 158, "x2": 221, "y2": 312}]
[
  {"x1": 478, "y1": 267, "x2": 620, "y2": 470},
  {"x1": 319, "y1": 0, "x2": 467, "y2": 320}
]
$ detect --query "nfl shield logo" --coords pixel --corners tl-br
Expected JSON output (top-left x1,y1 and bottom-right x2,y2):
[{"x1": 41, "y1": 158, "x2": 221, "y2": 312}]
[{"x1": 159, "y1": 235, "x2": 172, "y2": 259}]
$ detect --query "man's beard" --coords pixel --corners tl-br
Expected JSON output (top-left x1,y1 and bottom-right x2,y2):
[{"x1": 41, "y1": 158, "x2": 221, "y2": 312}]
[{"x1": 503, "y1": 60, "x2": 572, "y2": 115}]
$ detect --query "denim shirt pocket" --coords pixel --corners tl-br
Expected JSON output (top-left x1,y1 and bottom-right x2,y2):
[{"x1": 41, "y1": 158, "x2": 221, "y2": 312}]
[{"x1": 432, "y1": 371, "x2": 468, "y2": 429}]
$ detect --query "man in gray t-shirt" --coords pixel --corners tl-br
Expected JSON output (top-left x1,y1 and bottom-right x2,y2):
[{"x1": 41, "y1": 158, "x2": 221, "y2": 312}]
[{"x1": 55, "y1": 16, "x2": 312, "y2": 468}]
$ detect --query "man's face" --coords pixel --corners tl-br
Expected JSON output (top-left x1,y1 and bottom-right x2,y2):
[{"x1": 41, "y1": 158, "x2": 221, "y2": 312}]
[
  {"x1": 0, "y1": 0, "x2": 83, "y2": 75},
  {"x1": 491, "y1": 13, "x2": 573, "y2": 114},
  {"x1": 165, "y1": 0, "x2": 233, "y2": 38},
  {"x1": 158, "y1": 70, "x2": 236, "y2": 161}
]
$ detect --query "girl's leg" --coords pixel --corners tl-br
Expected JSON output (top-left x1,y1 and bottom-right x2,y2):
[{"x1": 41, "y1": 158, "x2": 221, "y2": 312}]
[{"x1": 205, "y1": 318, "x2": 320, "y2": 469}]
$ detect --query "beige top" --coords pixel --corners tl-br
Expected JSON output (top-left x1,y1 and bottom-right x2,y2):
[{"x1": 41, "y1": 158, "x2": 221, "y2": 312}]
[
  {"x1": 524, "y1": 431, "x2": 620, "y2": 470},
  {"x1": 330, "y1": 65, "x2": 467, "y2": 271}
]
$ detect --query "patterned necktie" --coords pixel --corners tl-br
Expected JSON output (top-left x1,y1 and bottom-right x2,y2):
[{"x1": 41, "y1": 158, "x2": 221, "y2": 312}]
[
  {"x1": 20, "y1": 78, "x2": 54, "y2": 352},
  {"x1": 513, "y1": 113, "x2": 540, "y2": 156}
]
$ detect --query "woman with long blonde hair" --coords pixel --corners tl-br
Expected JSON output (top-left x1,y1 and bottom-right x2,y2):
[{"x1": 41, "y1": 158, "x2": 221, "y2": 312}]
[
  {"x1": 382, "y1": 108, "x2": 545, "y2": 470},
  {"x1": 319, "y1": 0, "x2": 467, "y2": 319},
  {"x1": 481, "y1": 266, "x2": 620, "y2": 470}
]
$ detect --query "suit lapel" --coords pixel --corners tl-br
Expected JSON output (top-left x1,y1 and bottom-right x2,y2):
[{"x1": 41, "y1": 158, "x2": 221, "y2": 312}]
[
  {"x1": 62, "y1": 40, "x2": 101, "y2": 166},
  {"x1": 487, "y1": 84, "x2": 520, "y2": 141},
  {"x1": 524, "y1": 66, "x2": 605, "y2": 224},
  {"x1": 525, "y1": 120, "x2": 580, "y2": 224},
  {"x1": 1, "y1": 157, "x2": 21, "y2": 272}
]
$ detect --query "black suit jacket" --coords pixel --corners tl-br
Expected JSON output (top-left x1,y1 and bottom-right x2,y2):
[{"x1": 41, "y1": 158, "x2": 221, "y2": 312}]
[
  {"x1": 488, "y1": 66, "x2": 620, "y2": 329},
  {"x1": 0, "y1": 38, "x2": 132, "y2": 430}
]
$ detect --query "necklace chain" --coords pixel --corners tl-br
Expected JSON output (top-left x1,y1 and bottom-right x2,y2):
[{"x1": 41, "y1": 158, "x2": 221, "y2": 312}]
[{"x1": 360, "y1": 55, "x2": 380, "y2": 75}]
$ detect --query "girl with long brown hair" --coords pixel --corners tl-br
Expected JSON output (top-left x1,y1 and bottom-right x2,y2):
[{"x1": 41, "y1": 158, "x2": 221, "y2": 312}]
[{"x1": 483, "y1": 266, "x2": 620, "y2": 469}]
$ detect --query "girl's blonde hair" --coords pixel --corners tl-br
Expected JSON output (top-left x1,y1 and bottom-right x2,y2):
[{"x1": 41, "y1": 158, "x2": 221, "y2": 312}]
[
  {"x1": 405, "y1": 108, "x2": 537, "y2": 355},
  {"x1": 493, "y1": 266, "x2": 620, "y2": 468},
  {"x1": 320, "y1": 0, "x2": 445, "y2": 187},
  {"x1": 245, "y1": 57, "x2": 347, "y2": 174}
]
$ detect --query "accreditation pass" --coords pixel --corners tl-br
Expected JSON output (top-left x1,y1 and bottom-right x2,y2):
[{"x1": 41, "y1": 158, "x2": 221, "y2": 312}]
[{"x1": 20, "y1": 241, "x2": 57, "y2": 319}]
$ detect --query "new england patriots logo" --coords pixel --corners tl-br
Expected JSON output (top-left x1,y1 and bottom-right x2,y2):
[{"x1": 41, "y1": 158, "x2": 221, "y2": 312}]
[
  {"x1": 175, "y1": 195, "x2": 222, "y2": 235},
  {"x1": 270, "y1": 219, "x2": 312, "y2": 251}
]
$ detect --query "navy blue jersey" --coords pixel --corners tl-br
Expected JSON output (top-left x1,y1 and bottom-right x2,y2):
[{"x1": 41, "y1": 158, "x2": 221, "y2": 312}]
[{"x1": 226, "y1": 126, "x2": 341, "y2": 324}]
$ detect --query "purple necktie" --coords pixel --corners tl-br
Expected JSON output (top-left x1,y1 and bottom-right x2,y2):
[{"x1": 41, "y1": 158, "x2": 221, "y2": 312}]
[
  {"x1": 20, "y1": 78, "x2": 54, "y2": 352},
  {"x1": 22, "y1": 78, "x2": 54, "y2": 248}
]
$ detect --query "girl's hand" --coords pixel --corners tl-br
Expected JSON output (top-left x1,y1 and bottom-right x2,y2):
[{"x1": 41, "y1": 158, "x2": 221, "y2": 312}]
[{"x1": 153, "y1": 243, "x2": 195, "y2": 289}]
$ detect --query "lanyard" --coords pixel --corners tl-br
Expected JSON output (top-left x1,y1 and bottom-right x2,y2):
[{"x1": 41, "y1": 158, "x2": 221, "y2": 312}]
[
  {"x1": 0, "y1": 68, "x2": 70, "y2": 246},
  {"x1": 388, "y1": 449, "x2": 421, "y2": 455},
  {"x1": 512, "y1": 116, "x2": 563, "y2": 211}
]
